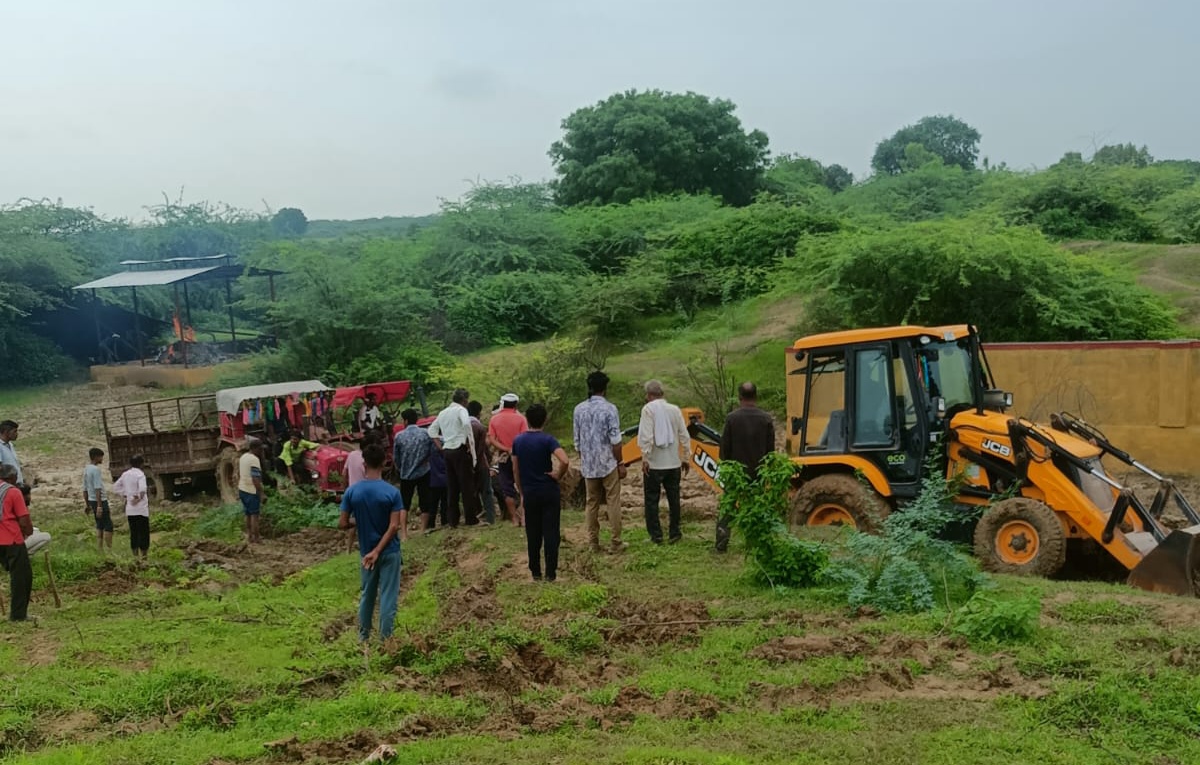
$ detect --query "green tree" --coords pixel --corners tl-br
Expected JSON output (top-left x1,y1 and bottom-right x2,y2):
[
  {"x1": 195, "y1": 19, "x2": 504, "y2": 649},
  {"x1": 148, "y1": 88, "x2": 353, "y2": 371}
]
[
  {"x1": 871, "y1": 115, "x2": 981, "y2": 175},
  {"x1": 654, "y1": 200, "x2": 842, "y2": 315},
  {"x1": 271, "y1": 207, "x2": 309, "y2": 237},
  {"x1": 0, "y1": 202, "x2": 91, "y2": 383},
  {"x1": 822, "y1": 163, "x2": 855, "y2": 193},
  {"x1": 762, "y1": 154, "x2": 853, "y2": 199},
  {"x1": 549, "y1": 89, "x2": 769, "y2": 207},
  {"x1": 417, "y1": 182, "x2": 580, "y2": 283},
  {"x1": 445, "y1": 271, "x2": 574, "y2": 345},
  {"x1": 242, "y1": 239, "x2": 438, "y2": 381},
  {"x1": 1092, "y1": 143, "x2": 1153, "y2": 168}
]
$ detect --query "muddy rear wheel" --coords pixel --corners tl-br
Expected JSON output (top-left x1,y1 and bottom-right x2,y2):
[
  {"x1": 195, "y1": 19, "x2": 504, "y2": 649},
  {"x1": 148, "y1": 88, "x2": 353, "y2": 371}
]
[
  {"x1": 974, "y1": 497, "x2": 1066, "y2": 577},
  {"x1": 216, "y1": 449, "x2": 240, "y2": 506}
]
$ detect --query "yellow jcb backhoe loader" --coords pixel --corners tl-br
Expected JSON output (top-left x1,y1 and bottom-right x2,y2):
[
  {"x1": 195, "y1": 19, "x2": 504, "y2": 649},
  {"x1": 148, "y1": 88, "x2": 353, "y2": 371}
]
[
  {"x1": 617, "y1": 325, "x2": 1200, "y2": 596},
  {"x1": 784, "y1": 324, "x2": 1200, "y2": 596}
]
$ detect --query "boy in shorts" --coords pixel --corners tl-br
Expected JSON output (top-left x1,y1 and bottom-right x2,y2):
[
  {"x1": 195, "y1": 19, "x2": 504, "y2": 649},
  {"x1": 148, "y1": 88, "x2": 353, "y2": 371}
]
[
  {"x1": 238, "y1": 440, "x2": 266, "y2": 544},
  {"x1": 83, "y1": 448, "x2": 113, "y2": 553}
]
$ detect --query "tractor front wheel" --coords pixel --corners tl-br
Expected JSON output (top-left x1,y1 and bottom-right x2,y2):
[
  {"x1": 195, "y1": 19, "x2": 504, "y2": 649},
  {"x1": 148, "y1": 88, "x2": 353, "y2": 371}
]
[
  {"x1": 789, "y1": 473, "x2": 889, "y2": 533},
  {"x1": 974, "y1": 498, "x2": 1066, "y2": 577}
]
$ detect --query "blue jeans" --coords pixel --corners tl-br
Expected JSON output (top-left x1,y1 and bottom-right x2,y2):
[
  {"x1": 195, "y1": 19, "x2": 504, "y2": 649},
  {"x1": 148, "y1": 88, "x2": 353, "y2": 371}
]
[{"x1": 358, "y1": 551, "x2": 401, "y2": 641}]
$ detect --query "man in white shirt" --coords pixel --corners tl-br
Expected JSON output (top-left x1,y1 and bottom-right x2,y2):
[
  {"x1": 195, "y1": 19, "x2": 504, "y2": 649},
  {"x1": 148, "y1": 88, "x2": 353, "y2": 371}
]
[
  {"x1": 112, "y1": 455, "x2": 150, "y2": 559},
  {"x1": 427, "y1": 388, "x2": 481, "y2": 528},
  {"x1": 637, "y1": 380, "x2": 692, "y2": 545},
  {"x1": 357, "y1": 393, "x2": 384, "y2": 436}
]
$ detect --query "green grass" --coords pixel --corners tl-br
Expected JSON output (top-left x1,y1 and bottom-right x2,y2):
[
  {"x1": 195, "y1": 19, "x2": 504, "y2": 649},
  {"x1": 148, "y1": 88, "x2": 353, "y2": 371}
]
[{"x1": 4, "y1": 499, "x2": 1200, "y2": 764}]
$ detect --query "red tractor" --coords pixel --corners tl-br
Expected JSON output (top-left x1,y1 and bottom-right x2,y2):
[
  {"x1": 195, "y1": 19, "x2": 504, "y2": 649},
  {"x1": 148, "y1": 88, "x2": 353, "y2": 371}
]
[{"x1": 301, "y1": 380, "x2": 426, "y2": 497}]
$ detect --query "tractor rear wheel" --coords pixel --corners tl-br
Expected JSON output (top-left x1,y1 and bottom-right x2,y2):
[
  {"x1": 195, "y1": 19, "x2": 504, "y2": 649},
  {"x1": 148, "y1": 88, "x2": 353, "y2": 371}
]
[
  {"x1": 974, "y1": 497, "x2": 1066, "y2": 577},
  {"x1": 789, "y1": 473, "x2": 889, "y2": 533},
  {"x1": 146, "y1": 472, "x2": 170, "y2": 501},
  {"x1": 216, "y1": 449, "x2": 240, "y2": 506}
]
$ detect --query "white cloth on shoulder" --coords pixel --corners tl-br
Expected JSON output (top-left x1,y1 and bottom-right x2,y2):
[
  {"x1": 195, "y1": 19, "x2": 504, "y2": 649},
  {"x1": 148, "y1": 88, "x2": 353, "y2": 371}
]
[{"x1": 648, "y1": 399, "x2": 676, "y2": 448}]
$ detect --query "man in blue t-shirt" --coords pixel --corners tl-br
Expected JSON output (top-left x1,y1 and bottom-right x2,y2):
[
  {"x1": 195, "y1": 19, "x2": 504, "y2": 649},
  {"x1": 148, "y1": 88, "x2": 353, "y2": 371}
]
[
  {"x1": 339, "y1": 444, "x2": 406, "y2": 641},
  {"x1": 511, "y1": 403, "x2": 570, "y2": 582}
]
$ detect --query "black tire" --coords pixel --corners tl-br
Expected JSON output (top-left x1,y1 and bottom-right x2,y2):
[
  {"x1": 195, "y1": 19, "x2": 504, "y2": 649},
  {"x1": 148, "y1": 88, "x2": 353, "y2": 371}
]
[
  {"x1": 790, "y1": 473, "x2": 889, "y2": 533},
  {"x1": 974, "y1": 497, "x2": 1066, "y2": 577},
  {"x1": 216, "y1": 448, "x2": 240, "y2": 506}
]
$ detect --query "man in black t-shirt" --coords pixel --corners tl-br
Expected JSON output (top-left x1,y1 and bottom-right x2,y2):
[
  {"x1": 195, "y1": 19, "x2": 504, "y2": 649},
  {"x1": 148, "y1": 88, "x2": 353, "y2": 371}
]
[{"x1": 716, "y1": 382, "x2": 775, "y2": 553}]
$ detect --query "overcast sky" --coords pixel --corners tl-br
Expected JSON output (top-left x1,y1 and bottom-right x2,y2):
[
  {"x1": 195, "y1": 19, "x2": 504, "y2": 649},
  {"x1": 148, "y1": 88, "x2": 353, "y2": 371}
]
[{"x1": 2, "y1": 0, "x2": 1196, "y2": 221}]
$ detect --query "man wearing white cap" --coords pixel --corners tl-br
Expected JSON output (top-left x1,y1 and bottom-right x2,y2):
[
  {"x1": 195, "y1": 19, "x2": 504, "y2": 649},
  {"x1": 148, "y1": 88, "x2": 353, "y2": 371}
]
[{"x1": 487, "y1": 393, "x2": 528, "y2": 526}]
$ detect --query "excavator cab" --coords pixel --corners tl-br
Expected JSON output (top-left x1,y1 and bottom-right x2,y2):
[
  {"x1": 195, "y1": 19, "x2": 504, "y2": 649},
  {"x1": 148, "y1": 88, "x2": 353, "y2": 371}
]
[
  {"x1": 787, "y1": 326, "x2": 993, "y2": 499},
  {"x1": 785, "y1": 324, "x2": 1200, "y2": 597}
]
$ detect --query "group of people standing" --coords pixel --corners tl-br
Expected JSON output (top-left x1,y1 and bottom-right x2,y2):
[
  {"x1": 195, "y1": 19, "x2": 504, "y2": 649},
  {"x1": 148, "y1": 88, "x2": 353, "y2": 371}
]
[
  {"x1": 572, "y1": 372, "x2": 776, "y2": 555},
  {"x1": 345, "y1": 371, "x2": 780, "y2": 642},
  {"x1": 1, "y1": 420, "x2": 141, "y2": 623}
]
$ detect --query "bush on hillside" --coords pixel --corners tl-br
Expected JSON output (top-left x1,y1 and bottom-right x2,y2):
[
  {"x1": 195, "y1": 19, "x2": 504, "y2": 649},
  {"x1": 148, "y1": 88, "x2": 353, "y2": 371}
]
[
  {"x1": 1154, "y1": 185, "x2": 1200, "y2": 243},
  {"x1": 562, "y1": 195, "x2": 723, "y2": 273},
  {"x1": 573, "y1": 266, "x2": 671, "y2": 340},
  {"x1": 652, "y1": 201, "x2": 842, "y2": 316},
  {"x1": 1004, "y1": 165, "x2": 1159, "y2": 241},
  {"x1": 835, "y1": 160, "x2": 984, "y2": 223},
  {"x1": 446, "y1": 272, "x2": 574, "y2": 346},
  {"x1": 794, "y1": 219, "x2": 1178, "y2": 341}
]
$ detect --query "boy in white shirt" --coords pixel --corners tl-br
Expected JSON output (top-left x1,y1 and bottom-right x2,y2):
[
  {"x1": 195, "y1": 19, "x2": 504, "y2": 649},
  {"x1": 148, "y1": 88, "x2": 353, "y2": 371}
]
[{"x1": 112, "y1": 455, "x2": 150, "y2": 560}]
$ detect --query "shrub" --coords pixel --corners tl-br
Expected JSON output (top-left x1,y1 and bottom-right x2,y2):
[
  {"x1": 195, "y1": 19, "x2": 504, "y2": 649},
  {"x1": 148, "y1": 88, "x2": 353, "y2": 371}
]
[
  {"x1": 1154, "y1": 184, "x2": 1200, "y2": 243},
  {"x1": 445, "y1": 272, "x2": 575, "y2": 346},
  {"x1": 1003, "y1": 164, "x2": 1161, "y2": 241},
  {"x1": 717, "y1": 453, "x2": 828, "y2": 589},
  {"x1": 953, "y1": 592, "x2": 1041, "y2": 643},
  {"x1": 823, "y1": 459, "x2": 985, "y2": 613}
]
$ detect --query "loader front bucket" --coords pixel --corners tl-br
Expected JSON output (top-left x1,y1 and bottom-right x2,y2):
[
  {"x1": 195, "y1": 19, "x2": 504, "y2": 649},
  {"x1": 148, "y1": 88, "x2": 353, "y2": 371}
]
[{"x1": 1127, "y1": 524, "x2": 1200, "y2": 596}]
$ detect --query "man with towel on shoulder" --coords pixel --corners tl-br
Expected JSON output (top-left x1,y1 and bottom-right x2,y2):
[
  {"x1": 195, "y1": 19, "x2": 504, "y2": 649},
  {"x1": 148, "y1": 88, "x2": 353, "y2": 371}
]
[{"x1": 636, "y1": 380, "x2": 691, "y2": 545}]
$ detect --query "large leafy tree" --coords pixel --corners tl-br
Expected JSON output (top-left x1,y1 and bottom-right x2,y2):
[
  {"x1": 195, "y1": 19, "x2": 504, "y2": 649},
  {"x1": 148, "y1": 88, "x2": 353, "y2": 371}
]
[
  {"x1": 871, "y1": 115, "x2": 981, "y2": 175},
  {"x1": 271, "y1": 207, "x2": 309, "y2": 237},
  {"x1": 549, "y1": 89, "x2": 769, "y2": 207}
]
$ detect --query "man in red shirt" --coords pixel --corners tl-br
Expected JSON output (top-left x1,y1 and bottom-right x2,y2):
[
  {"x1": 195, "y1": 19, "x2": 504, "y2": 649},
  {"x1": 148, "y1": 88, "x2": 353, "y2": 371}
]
[
  {"x1": 0, "y1": 463, "x2": 34, "y2": 621},
  {"x1": 487, "y1": 393, "x2": 528, "y2": 527}
]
